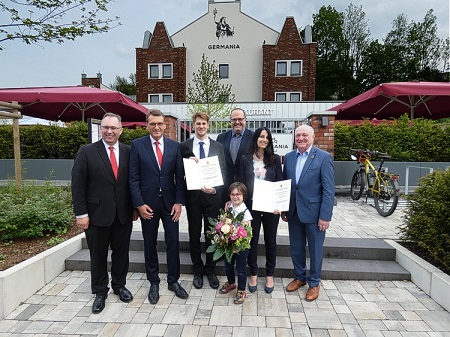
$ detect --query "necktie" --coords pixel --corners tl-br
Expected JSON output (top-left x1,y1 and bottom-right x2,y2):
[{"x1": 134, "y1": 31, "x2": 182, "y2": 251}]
[
  {"x1": 109, "y1": 146, "x2": 118, "y2": 179},
  {"x1": 155, "y1": 141, "x2": 163, "y2": 167},
  {"x1": 199, "y1": 141, "x2": 205, "y2": 159},
  {"x1": 230, "y1": 134, "x2": 241, "y2": 163},
  {"x1": 295, "y1": 151, "x2": 307, "y2": 183}
]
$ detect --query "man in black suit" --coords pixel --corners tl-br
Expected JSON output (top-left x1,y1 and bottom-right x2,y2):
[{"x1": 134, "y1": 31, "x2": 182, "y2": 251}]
[
  {"x1": 180, "y1": 112, "x2": 227, "y2": 289},
  {"x1": 129, "y1": 109, "x2": 188, "y2": 305},
  {"x1": 71, "y1": 112, "x2": 137, "y2": 314},
  {"x1": 216, "y1": 108, "x2": 254, "y2": 202}
]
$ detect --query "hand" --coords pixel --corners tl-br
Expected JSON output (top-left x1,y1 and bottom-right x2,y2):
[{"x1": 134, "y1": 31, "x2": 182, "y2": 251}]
[
  {"x1": 281, "y1": 212, "x2": 288, "y2": 222},
  {"x1": 224, "y1": 201, "x2": 232, "y2": 211},
  {"x1": 318, "y1": 219, "x2": 330, "y2": 231},
  {"x1": 190, "y1": 156, "x2": 199, "y2": 163},
  {"x1": 76, "y1": 216, "x2": 89, "y2": 230},
  {"x1": 201, "y1": 186, "x2": 216, "y2": 194},
  {"x1": 171, "y1": 204, "x2": 182, "y2": 222},
  {"x1": 138, "y1": 204, "x2": 154, "y2": 220},
  {"x1": 132, "y1": 209, "x2": 139, "y2": 221},
  {"x1": 273, "y1": 209, "x2": 281, "y2": 215}
]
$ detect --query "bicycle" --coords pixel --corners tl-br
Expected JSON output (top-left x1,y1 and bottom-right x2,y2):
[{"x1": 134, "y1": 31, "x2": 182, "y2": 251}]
[{"x1": 349, "y1": 148, "x2": 401, "y2": 217}]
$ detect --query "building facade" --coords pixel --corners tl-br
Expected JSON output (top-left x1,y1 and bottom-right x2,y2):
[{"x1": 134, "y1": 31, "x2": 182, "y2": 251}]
[{"x1": 135, "y1": 0, "x2": 316, "y2": 103}]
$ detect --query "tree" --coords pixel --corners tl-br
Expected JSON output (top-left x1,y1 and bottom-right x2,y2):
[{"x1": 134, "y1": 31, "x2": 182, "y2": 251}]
[
  {"x1": 0, "y1": 0, "x2": 119, "y2": 50},
  {"x1": 186, "y1": 54, "x2": 235, "y2": 119},
  {"x1": 109, "y1": 73, "x2": 136, "y2": 96}
]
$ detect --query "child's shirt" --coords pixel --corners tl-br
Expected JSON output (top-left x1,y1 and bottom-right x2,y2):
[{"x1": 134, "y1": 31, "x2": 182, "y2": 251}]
[{"x1": 230, "y1": 202, "x2": 253, "y2": 222}]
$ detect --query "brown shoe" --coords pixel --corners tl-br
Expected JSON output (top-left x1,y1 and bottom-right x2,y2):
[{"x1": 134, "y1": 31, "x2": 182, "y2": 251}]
[
  {"x1": 305, "y1": 285, "x2": 320, "y2": 301},
  {"x1": 286, "y1": 279, "x2": 307, "y2": 292}
]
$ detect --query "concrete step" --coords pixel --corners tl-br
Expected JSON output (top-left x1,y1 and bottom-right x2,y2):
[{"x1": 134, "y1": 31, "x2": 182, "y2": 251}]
[{"x1": 66, "y1": 233, "x2": 410, "y2": 281}]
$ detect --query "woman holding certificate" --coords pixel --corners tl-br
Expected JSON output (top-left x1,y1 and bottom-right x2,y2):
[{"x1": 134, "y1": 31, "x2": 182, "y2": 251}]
[{"x1": 238, "y1": 127, "x2": 283, "y2": 293}]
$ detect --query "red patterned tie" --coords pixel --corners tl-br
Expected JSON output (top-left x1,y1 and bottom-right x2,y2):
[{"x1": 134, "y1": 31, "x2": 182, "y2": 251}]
[
  {"x1": 109, "y1": 146, "x2": 118, "y2": 179},
  {"x1": 155, "y1": 141, "x2": 163, "y2": 167}
]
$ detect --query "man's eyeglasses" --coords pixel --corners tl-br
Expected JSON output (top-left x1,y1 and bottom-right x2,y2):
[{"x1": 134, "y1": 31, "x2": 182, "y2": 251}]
[
  {"x1": 100, "y1": 126, "x2": 122, "y2": 131},
  {"x1": 231, "y1": 118, "x2": 245, "y2": 123},
  {"x1": 148, "y1": 122, "x2": 165, "y2": 128},
  {"x1": 230, "y1": 193, "x2": 242, "y2": 197}
]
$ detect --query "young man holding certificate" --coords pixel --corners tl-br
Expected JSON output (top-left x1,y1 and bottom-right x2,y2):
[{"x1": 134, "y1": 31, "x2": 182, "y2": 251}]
[{"x1": 180, "y1": 112, "x2": 227, "y2": 289}]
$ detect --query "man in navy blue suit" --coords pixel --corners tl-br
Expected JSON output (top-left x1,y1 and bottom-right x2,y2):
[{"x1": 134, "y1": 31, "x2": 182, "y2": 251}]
[
  {"x1": 129, "y1": 109, "x2": 188, "y2": 304},
  {"x1": 281, "y1": 124, "x2": 335, "y2": 302},
  {"x1": 216, "y1": 108, "x2": 254, "y2": 202}
]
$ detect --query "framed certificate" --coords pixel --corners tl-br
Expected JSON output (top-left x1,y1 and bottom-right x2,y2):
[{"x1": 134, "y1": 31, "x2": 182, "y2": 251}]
[{"x1": 252, "y1": 179, "x2": 291, "y2": 212}]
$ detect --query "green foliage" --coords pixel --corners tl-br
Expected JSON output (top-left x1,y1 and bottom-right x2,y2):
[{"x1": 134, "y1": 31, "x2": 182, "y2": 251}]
[
  {"x1": 109, "y1": 74, "x2": 136, "y2": 96},
  {"x1": 399, "y1": 169, "x2": 450, "y2": 271},
  {"x1": 0, "y1": 0, "x2": 119, "y2": 50},
  {"x1": 334, "y1": 115, "x2": 450, "y2": 161},
  {"x1": 186, "y1": 54, "x2": 236, "y2": 118},
  {"x1": 0, "y1": 180, "x2": 74, "y2": 241},
  {"x1": 119, "y1": 127, "x2": 149, "y2": 145}
]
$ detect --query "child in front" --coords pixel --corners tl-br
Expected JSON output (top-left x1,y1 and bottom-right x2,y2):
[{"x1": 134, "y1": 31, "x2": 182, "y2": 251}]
[{"x1": 219, "y1": 182, "x2": 253, "y2": 304}]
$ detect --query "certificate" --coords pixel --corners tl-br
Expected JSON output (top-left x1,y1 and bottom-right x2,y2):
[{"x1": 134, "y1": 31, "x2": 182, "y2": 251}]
[
  {"x1": 183, "y1": 156, "x2": 224, "y2": 190},
  {"x1": 252, "y1": 179, "x2": 291, "y2": 212}
]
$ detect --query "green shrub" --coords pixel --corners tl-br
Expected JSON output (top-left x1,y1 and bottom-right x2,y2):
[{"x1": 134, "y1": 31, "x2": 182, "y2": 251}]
[
  {"x1": 0, "y1": 180, "x2": 74, "y2": 241},
  {"x1": 399, "y1": 169, "x2": 450, "y2": 271}
]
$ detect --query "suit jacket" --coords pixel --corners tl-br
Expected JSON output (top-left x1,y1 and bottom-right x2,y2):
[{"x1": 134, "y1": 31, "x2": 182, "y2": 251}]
[
  {"x1": 216, "y1": 128, "x2": 254, "y2": 187},
  {"x1": 238, "y1": 154, "x2": 283, "y2": 200},
  {"x1": 129, "y1": 135, "x2": 185, "y2": 210},
  {"x1": 179, "y1": 137, "x2": 227, "y2": 205},
  {"x1": 71, "y1": 140, "x2": 133, "y2": 227},
  {"x1": 283, "y1": 145, "x2": 335, "y2": 223}
]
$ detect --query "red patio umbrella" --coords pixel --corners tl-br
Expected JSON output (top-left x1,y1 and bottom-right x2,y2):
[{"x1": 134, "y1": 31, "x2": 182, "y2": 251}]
[
  {"x1": 0, "y1": 86, "x2": 148, "y2": 122},
  {"x1": 329, "y1": 82, "x2": 450, "y2": 120}
]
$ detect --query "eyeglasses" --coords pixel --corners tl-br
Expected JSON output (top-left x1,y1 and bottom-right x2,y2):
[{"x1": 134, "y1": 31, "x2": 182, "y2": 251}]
[
  {"x1": 100, "y1": 126, "x2": 122, "y2": 131},
  {"x1": 230, "y1": 193, "x2": 242, "y2": 197},
  {"x1": 231, "y1": 118, "x2": 245, "y2": 123},
  {"x1": 148, "y1": 122, "x2": 165, "y2": 128}
]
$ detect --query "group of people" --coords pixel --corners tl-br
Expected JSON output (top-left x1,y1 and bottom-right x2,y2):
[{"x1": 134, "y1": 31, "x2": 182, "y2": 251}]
[{"x1": 71, "y1": 107, "x2": 335, "y2": 313}]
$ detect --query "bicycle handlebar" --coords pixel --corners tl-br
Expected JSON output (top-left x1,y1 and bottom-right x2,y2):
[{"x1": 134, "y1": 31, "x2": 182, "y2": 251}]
[{"x1": 349, "y1": 148, "x2": 390, "y2": 160}]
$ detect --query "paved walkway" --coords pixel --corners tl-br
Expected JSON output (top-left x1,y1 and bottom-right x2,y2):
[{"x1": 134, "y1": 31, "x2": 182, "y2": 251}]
[{"x1": 1, "y1": 197, "x2": 450, "y2": 336}]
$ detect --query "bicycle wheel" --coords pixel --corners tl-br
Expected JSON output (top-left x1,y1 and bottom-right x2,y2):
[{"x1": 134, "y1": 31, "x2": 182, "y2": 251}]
[
  {"x1": 373, "y1": 176, "x2": 399, "y2": 217},
  {"x1": 350, "y1": 170, "x2": 364, "y2": 200}
]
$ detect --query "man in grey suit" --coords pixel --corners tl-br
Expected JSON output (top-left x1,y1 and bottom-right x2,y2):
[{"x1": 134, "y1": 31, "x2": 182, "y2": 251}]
[
  {"x1": 180, "y1": 112, "x2": 227, "y2": 289},
  {"x1": 71, "y1": 112, "x2": 137, "y2": 314},
  {"x1": 216, "y1": 107, "x2": 254, "y2": 202},
  {"x1": 281, "y1": 124, "x2": 335, "y2": 302}
]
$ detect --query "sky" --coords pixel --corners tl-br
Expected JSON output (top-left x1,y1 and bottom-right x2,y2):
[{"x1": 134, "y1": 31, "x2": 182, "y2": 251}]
[{"x1": 0, "y1": 0, "x2": 448, "y2": 89}]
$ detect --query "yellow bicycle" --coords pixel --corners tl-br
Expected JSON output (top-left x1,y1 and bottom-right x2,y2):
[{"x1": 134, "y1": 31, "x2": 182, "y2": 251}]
[{"x1": 349, "y1": 148, "x2": 401, "y2": 217}]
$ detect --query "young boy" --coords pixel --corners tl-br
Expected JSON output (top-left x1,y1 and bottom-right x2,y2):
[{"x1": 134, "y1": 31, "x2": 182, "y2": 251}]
[{"x1": 219, "y1": 182, "x2": 253, "y2": 304}]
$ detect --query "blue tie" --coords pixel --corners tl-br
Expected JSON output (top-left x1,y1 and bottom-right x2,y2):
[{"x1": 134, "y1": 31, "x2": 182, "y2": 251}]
[
  {"x1": 295, "y1": 151, "x2": 307, "y2": 183},
  {"x1": 199, "y1": 141, "x2": 205, "y2": 159}
]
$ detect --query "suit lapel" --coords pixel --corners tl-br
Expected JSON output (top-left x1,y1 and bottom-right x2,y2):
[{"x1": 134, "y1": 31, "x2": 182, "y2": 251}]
[
  {"x1": 144, "y1": 136, "x2": 160, "y2": 171},
  {"x1": 299, "y1": 146, "x2": 317, "y2": 182},
  {"x1": 96, "y1": 140, "x2": 115, "y2": 179}
]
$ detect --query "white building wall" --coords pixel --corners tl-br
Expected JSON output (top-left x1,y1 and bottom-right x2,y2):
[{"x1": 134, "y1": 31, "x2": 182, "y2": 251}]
[{"x1": 171, "y1": 1, "x2": 279, "y2": 101}]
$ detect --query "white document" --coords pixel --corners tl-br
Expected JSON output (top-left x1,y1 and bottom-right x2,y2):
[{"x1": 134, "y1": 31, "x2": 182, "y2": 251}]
[
  {"x1": 252, "y1": 179, "x2": 291, "y2": 212},
  {"x1": 183, "y1": 156, "x2": 224, "y2": 190}
]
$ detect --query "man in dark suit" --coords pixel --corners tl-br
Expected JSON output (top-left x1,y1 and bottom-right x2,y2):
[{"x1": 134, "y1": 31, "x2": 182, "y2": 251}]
[
  {"x1": 216, "y1": 108, "x2": 254, "y2": 202},
  {"x1": 180, "y1": 112, "x2": 227, "y2": 290},
  {"x1": 71, "y1": 112, "x2": 137, "y2": 314},
  {"x1": 129, "y1": 109, "x2": 188, "y2": 305},
  {"x1": 281, "y1": 124, "x2": 335, "y2": 302}
]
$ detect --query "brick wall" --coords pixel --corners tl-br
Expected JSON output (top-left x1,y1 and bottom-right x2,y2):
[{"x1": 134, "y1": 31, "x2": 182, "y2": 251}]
[
  {"x1": 309, "y1": 114, "x2": 335, "y2": 157},
  {"x1": 136, "y1": 22, "x2": 186, "y2": 103},
  {"x1": 262, "y1": 17, "x2": 317, "y2": 101},
  {"x1": 81, "y1": 74, "x2": 102, "y2": 88}
]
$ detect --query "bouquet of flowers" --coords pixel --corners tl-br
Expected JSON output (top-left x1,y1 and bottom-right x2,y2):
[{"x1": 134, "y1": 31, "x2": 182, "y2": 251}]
[{"x1": 206, "y1": 208, "x2": 253, "y2": 263}]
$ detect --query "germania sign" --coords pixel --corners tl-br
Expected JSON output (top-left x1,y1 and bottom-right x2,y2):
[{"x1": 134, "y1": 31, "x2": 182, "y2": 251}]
[{"x1": 208, "y1": 44, "x2": 240, "y2": 50}]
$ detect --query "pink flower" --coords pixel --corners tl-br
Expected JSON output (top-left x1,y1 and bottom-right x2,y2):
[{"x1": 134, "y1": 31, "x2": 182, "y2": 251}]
[{"x1": 237, "y1": 226, "x2": 247, "y2": 238}]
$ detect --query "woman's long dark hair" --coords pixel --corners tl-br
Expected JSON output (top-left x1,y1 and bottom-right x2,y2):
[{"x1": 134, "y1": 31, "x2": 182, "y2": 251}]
[{"x1": 246, "y1": 127, "x2": 277, "y2": 166}]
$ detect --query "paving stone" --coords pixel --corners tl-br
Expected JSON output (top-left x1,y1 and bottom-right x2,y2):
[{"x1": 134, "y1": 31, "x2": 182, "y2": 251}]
[
  {"x1": 258, "y1": 298, "x2": 289, "y2": 317},
  {"x1": 419, "y1": 311, "x2": 450, "y2": 331},
  {"x1": 291, "y1": 322, "x2": 312, "y2": 336},
  {"x1": 14, "y1": 304, "x2": 43, "y2": 320},
  {"x1": 383, "y1": 311, "x2": 405, "y2": 320},
  {"x1": 337, "y1": 313, "x2": 357, "y2": 325},
  {"x1": 378, "y1": 288, "x2": 417, "y2": 302},
  {"x1": 400, "y1": 320, "x2": 432, "y2": 332},
  {"x1": 399, "y1": 311, "x2": 421, "y2": 321},
  {"x1": 148, "y1": 323, "x2": 168, "y2": 336},
  {"x1": 382, "y1": 320, "x2": 406, "y2": 331},
  {"x1": 164, "y1": 324, "x2": 183, "y2": 337},
  {"x1": 180, "y1": 325, "x2": 200, "y2": 337},
  {"x1": 231, "y1": 326, "x2": 258, "y2": 336},
  {"x1": 257, "y1": 327, "x2": 276, "y2": 337},
  {"x1": 359, "y1": 319, "x2": 388, "y2": 331},
  {"x1": 289, "y1": 312, "x2": 307, "y2": 323},
  {"x1": 214, "y1": 326, "x2": 233, "y2": 337},
  {"x1": 304, "y1": 308, "x2": 342, "y2": 329},
  {"x1": 114, "y1": 323, "x2": 151, "y2": 337},
  {"x1": 274, "y1": 327, "x2": 294, "y2": 337},
  {"x1": 329, "y1": 330, "x2": 348, "y2": 337},
  {"x1": 59, "y1": 317, "x2": 86, "y2": 334},
  {"x1": 198, "y1": 325, "x2": 217, "y2": 337},
  {"x1": 381, "y1": 332, "x2": 402, "y2": 337},
  {"x1": 343, "y1": 324, "x2": 366, "y2": 337},
  {"x1": 146, "y1": 308, "x2": 167, "y2": 324},
  {"x1": 21, "y1": 321, "x2": 53, "y2": 334},
  {"x1": 347, "y1": 302, "x2": 386, "y2": 320},
  {"x1": 241, "y1": 315, "x2": 265, "y2": 327},
  {"x1": 162, "y1": 304, "x2": 197, "y2": 324},
  {"x1": 76, "y1": 322, "x2": 106, "y2": 335},
  {"x1": 210, "y1": 305, "x2": 242, "y2": 326},
  {"x1": 266, "y1": 316, "x2": 291, "y2": 328},
  {"x1": 45, "y1": 283, "x2": 67, "y2": 296}
]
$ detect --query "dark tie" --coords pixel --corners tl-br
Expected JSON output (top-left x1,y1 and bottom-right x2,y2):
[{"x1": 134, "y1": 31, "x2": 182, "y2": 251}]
[
  {"x1": 230, "y1": 134, "x2": 241, "y2": 163},
  {"x1": 199, "y1": 141, "x2": 205, "y2": 159},
  {"x1": 155, "y1": 141, "x2": 163, "y2": 167},
  {"x1": 109, "y1": 146, "x2": 118, "y2": 179}
]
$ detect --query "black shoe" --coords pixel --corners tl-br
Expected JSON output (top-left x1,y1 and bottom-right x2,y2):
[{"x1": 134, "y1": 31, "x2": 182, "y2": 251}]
[
  {"x1": 148, "y1": 284, "x2": 160, "y2": 304},
  {"x1": 168, "y1": 282, "x2": 189, "y2": 299},
  {"x1": 113, "y1": 287, "x2": 133, "y2": 303},
  {"x1": 193, "y1": 274, "x2": 204, "y2": 289},
  {"x1": 92, "y1": 294, "x2": 107, "y2": 314},
  {"x1": 207, "y1": 273, "x2": 219, "y2": 289}
]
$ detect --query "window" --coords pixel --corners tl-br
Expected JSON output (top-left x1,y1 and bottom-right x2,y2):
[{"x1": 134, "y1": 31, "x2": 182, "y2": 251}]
[
  {"x1": 219, "y1": 64, "x2": 229, "y2": 79},
  {"x1": 275, "y1": 60, "x2": 302, "y2": 77},
  {"x1": 148, "y1": 63, "x2": 173, "y2": 79},
  {"x1": 275, "y1": 92, "x2": 302, "y2": 102},
  {"x1": 148, "y1": 94, "x2": 173, "y2": 103}
]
